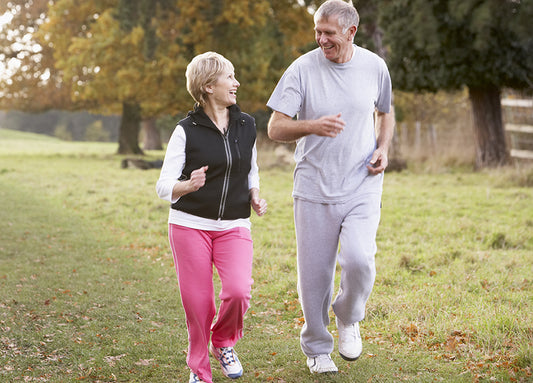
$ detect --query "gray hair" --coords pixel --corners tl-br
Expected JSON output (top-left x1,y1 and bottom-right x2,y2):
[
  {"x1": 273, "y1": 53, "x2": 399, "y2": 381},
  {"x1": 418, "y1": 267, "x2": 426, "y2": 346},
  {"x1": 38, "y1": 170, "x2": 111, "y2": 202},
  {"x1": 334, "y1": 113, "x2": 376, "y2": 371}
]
[{"x1": 314, "y1": 0, "x2": 359, "y2": 34}]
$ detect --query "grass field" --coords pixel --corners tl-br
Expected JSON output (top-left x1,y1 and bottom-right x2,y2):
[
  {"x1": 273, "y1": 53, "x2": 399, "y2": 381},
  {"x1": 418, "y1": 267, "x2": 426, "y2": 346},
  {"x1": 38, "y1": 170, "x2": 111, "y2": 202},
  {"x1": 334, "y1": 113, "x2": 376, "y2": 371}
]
[{"x1": 1, "y1": 128, "x2": 532, "y2": 382}]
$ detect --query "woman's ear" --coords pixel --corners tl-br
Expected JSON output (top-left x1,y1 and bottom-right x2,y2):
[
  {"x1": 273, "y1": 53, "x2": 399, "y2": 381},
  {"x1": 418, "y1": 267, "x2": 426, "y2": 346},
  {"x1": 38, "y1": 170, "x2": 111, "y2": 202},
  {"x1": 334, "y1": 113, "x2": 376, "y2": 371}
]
[{"x1": 204, "y1": 84, "x2": 214, "y2": 94}]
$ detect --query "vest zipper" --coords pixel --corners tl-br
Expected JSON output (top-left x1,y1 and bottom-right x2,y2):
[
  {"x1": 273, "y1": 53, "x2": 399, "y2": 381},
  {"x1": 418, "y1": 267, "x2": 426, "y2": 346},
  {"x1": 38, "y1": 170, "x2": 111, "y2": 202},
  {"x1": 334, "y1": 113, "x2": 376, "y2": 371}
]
[
  {"x1": 234, "y1": 138, "x2": 241, "y2": 172},
  {"x1": 218, "y1": 133, "x2": 232, "y2": 219}
]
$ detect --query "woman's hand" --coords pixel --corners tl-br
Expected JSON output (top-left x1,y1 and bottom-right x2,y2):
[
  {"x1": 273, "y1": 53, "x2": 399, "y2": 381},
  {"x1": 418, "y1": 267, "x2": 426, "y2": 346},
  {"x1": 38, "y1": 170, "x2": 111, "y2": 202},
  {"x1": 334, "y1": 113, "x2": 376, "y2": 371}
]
[
  {"x1": 188, "y1": 166, "x2": 208, "y2": 192},
  {"x1": 171, "y1": 166, "x2": 208, "y2": 200},
  {"x1": 250, "y1": 188, "x2": 267, "y2": 216}
]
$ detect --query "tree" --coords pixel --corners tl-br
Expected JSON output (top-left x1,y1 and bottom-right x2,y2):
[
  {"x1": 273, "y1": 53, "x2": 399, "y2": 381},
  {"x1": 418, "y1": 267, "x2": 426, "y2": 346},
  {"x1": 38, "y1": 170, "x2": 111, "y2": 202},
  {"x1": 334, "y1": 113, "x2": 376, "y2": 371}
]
[
  {"x1": 39, "y1": 0, "x2": 184, "y2": 154},
  {"x1": 0, "y1": 0, "x2": 72, "y2": 111},
  {"x1": 3, "y1": 0, "x2": 315, "y2": 152},
  {"x1": 173, "y1": 0, "x2": 314, "y2": 112},
  {"x1": 114, "y1": 0, "x2": 172, "y2": 153},
  {"x1": 380, "y1": 0, "x2": 533, "y2": 168},
  {"x1": 41, "y1": 0, "x2": 315, "y2": 140}
]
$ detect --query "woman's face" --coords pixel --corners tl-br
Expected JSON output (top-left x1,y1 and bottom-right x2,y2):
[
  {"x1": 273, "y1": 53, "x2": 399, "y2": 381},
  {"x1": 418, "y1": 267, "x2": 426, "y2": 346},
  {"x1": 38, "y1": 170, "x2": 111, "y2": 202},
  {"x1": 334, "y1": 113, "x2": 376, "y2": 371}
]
[{"x1": 208, "y1": 69, "x2": 240, "y2": 107}]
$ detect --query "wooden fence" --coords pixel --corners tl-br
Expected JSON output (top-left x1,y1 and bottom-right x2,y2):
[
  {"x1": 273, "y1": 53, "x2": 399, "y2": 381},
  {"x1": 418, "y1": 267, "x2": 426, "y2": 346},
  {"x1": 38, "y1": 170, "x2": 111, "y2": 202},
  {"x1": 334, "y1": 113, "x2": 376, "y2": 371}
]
[{"x1": 502, "y1": 98, "x2": 533, "y2": 160}]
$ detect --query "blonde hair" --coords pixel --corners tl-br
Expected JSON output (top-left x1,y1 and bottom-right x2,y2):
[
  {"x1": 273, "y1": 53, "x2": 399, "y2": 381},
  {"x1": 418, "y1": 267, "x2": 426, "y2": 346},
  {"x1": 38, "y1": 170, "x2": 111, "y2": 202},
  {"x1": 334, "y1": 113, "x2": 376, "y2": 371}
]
[
  {"x1": 186, "y1": 52, "x2": 234, "y2": 107},
  {"x1": 314, "y1": 0, "x2": 359, "y2": 34}
]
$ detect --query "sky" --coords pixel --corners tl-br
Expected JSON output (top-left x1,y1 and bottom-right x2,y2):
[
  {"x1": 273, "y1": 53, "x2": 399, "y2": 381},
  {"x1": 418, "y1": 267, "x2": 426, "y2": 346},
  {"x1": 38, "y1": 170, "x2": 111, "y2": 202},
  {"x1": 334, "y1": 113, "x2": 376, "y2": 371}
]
[
  {"x1": 0, "y1": 11, "x2": 15, "y2": 80},
  {"x1": 0, "y1": 9, "x2": 46, "y2": 83}
]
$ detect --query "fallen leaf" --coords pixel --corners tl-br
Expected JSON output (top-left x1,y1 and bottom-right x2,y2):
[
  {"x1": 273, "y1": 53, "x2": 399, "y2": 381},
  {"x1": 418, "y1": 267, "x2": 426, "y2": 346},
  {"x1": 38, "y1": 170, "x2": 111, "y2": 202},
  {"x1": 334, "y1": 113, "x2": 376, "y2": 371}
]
[{"x1": 135, "y1": 358, "x2": 154, "y2": 366}]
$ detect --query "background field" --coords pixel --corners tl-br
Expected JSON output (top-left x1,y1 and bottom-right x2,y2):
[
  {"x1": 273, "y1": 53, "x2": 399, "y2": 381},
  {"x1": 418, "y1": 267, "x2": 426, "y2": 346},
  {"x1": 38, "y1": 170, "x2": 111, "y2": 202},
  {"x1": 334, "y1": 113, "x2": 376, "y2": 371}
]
[{"x1": 1, "y1": 128, "x2": 532, "y2": 382}]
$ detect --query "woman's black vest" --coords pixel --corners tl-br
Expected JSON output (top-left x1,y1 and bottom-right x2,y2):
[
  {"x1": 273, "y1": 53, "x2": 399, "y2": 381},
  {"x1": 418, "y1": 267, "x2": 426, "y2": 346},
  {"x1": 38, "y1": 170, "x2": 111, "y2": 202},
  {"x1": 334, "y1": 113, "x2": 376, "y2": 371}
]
[{"x1": 171, "y1": 104, "x2": 256, "y2": 220}]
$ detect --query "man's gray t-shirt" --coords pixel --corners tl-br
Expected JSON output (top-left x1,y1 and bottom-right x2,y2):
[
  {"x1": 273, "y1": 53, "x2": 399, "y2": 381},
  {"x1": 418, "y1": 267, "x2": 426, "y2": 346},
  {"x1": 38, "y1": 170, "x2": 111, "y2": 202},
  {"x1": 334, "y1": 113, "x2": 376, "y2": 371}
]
[{"x1": 267, "y1": 45, "x2": 392, "y2": 203}]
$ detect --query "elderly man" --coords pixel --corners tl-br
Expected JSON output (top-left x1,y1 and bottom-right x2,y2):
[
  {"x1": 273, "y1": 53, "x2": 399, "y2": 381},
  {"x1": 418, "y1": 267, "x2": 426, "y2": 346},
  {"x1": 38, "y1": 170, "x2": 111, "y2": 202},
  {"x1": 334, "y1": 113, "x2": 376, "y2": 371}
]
[{"x1": 267, "y1": 0, "x2": 394, "y2": 375}]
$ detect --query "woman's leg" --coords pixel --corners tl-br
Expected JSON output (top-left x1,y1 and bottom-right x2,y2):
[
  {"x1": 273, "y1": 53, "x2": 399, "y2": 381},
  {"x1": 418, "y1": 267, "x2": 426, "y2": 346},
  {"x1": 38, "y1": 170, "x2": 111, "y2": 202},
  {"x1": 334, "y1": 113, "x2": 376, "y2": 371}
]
[
  {"x1": 210, "y1": 227, "x2": 254, "y2": 347},
  {"x1": 169, "y1": 224, "x2": 215, "y2": 383}
]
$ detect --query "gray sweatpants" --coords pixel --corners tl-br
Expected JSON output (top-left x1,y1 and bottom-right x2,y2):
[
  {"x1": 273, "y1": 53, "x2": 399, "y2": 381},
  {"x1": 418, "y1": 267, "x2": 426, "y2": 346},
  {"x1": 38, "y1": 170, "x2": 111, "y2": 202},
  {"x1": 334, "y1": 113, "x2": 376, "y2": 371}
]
[{"x1": 294, "y1": 193, "x2": 382, "y2": 357}]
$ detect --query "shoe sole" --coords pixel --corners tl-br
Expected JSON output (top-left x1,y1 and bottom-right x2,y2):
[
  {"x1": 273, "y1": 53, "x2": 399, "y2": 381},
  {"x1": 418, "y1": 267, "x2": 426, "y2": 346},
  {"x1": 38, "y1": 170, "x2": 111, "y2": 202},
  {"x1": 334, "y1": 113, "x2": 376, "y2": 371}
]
[
  {"x1": 309, "y1": 370, "x2": 338, "y2": 375},
  {"x1": 226, "y1": 371, "x2": 243, "y2": 379},
  {"x1": 339, "y1": 351, "x2": 361, "y2": 361}
]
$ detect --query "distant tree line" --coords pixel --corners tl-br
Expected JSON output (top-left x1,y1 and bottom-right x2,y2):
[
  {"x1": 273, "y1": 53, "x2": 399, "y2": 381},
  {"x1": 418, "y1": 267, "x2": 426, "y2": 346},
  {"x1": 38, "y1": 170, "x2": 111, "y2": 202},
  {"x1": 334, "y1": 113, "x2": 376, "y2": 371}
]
[
  {"x1": 0, "y1": 0, "x2": 531, "y2": 167},
  {"x1": 380, "y1": 0, "x2": 532, "y2": 168},
  {"x1": 0, "y1": 0, "x2": 315, "y2": 154},
  {"x1": 0, "y1": 110, "x2": 120, "y2": 142}
]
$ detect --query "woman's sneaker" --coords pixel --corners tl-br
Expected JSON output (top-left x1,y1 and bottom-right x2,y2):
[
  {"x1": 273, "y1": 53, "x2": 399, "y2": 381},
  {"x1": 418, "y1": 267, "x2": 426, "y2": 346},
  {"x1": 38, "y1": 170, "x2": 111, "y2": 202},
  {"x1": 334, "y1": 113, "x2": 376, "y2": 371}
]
[
  {"x1": 306, "y1": 354, "x2": 338, "y2": 374},
  {"x1": 189, "y1": 371, "x2": 206, "y2": 383},
  {"x1": 209, "y1": 345, "x2": 243, "y2": 379}
]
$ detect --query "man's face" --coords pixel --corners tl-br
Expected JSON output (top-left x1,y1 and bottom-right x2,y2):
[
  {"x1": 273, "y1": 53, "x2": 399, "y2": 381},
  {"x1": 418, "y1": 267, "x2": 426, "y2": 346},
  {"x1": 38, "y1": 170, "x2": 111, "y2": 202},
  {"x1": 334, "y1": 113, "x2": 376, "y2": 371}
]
[{"x1": 314, "y1": 16, "x2": 356, "y2": 64}]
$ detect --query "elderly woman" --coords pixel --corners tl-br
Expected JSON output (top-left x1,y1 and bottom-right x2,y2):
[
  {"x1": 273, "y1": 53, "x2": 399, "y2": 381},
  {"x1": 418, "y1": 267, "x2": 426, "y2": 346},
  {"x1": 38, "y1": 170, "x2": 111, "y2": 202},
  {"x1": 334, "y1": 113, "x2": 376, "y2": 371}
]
[{"x1": 156, "y1": 52, "x2": 267, "y2": 383}]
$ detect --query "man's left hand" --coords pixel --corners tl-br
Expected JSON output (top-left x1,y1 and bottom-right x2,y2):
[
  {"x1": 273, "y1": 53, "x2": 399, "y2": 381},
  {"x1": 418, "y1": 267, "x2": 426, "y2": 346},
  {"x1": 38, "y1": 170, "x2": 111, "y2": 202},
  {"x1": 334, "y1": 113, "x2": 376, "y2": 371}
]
[{"x1": 367, "y1": 148, "x2": 388, "y2": 175}]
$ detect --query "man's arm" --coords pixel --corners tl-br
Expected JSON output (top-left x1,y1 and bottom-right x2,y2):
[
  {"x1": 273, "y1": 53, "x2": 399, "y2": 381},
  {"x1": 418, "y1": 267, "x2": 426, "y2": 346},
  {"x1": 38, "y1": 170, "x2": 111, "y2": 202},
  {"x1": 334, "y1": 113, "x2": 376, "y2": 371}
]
[
  {"x1": 267, "y1": 110, "x2": 346, "y2": 143},
  {"x1": 367, "y1": 109, "x2": 395, "y2": 175}
]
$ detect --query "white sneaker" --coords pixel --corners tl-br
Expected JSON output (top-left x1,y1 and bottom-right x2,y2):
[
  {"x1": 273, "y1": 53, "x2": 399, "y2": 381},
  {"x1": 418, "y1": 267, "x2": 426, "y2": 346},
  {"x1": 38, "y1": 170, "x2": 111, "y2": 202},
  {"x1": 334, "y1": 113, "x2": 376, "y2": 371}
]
[
  {"x1": 336, "y1": 318, "x2": 362, "y2": 361},
  {"x1": 306, "y1": 354, "x2": 338, "y2": 374},
  {"x1": 189, "y1": 372, "x2": 206, "y2": 383},
  {"x1": 210, "y1": 344, "x2": 243, "y2": 379}
]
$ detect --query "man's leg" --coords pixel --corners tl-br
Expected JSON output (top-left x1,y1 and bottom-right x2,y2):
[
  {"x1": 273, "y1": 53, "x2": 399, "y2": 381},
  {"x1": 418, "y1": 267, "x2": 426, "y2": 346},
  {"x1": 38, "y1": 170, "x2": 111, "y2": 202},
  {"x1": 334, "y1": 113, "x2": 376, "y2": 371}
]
[
  {"x1": 294, "y1": 199, "x2": 342, "y2": 357},
  {"x1": 332, "y1": 193, "x2": 381, "y2": 325}
]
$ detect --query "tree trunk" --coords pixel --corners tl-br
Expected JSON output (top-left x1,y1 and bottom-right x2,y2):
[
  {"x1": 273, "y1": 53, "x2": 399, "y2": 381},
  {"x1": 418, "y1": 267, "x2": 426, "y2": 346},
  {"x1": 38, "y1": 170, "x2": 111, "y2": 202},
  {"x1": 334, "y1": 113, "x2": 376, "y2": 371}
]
[
  {"x1": 141, "y1": 117, "x2": 162, "y2": 150},
  {"x1": 117, "y1": 101, "x2": 143, "y2": 155},
  {"x1": 468, "y1": 86, "x2": 507, "y2": 168}
]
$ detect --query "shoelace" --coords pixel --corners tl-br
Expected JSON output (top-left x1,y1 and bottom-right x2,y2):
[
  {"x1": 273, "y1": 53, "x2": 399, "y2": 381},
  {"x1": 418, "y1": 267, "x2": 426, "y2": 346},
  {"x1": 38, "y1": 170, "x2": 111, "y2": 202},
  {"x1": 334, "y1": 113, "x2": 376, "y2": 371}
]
[
  {"x1": 191, "y1": 373, "x2": 204, "y2": 383},
  {"x1": 343, "y1": 323, "x2": 360, "y2": 341},
  {"x1": 219, "y1": 347, "x2": 237, "y2": 365}
]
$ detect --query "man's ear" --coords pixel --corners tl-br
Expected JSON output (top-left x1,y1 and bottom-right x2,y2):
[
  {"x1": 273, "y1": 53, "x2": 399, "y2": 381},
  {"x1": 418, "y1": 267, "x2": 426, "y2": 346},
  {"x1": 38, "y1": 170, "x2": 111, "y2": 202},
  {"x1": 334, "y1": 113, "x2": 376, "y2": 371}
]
[{"x1": 348, "y1": 25, "x2": 357, "y2": 40}]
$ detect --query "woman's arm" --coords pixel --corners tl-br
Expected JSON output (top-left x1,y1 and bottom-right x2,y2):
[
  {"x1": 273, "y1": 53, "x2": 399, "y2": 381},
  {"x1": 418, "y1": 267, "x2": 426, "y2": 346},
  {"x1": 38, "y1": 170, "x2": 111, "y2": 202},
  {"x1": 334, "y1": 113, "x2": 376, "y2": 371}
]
[
  {"x1": 248, "y1": 142, "x2": 267, "y2": 216},
  {"x1": 156, "y1": 126, "x2": 186, "y2": 203}
]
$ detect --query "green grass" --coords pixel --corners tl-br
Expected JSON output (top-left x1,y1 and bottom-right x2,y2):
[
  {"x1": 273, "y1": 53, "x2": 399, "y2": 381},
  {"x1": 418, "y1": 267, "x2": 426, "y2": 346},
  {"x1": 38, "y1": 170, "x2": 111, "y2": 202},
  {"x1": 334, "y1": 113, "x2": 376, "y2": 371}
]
[{"x1": 1, "y1": 128, "x2": 532, "y2": 382}]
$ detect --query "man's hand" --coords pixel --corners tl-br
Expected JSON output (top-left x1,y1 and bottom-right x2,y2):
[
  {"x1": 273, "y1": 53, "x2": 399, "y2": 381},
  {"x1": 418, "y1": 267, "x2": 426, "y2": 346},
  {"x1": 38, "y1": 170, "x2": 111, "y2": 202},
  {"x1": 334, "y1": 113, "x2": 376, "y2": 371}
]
[
  {"x1": 313, "y1": 113, "x2": 345, "y2": 137},
  {"x1": 368, "y1": 109, "x2": 395, "y2": 175},
  {"x1": 367, "y1": 148, "x2": 388, "y2": 175},
  {"x1": 267, "y1": 111, "x2": 345, "y2": 142}
]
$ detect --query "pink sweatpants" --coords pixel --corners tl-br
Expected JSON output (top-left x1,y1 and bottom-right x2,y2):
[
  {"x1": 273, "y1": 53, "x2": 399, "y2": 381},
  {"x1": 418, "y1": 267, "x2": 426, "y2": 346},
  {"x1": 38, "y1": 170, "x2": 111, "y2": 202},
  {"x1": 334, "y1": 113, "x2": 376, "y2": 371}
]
[{"x1": 168, "y1": 224, "x2": 254, "y2": 383}]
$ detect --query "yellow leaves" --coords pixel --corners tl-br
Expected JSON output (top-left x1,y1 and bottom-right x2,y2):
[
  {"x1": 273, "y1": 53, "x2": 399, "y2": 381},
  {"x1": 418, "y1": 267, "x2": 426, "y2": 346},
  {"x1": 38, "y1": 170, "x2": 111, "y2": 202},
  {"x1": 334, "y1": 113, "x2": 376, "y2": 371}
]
[
  {"x1": 270, "y1": 0, "x2": 314, "y2": 54},
  {"x1": 181, "y1": 19, "x2": 213, "y2": 49},
  {"x1": 400, "y1": 322, "x2": 420, "y2": 341},
  {"x1": 127, "y1": 26, "x2": 144, "y2": 47},
  {"x1": 33, "y1": 0, "x2": 317, "y2": 116},
  {"x1": 444, "y1": 330, "x2": 470, "y2": 353},
  {"x1": 219, "y1": 0, "x2": 270, "y2": 28}
]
